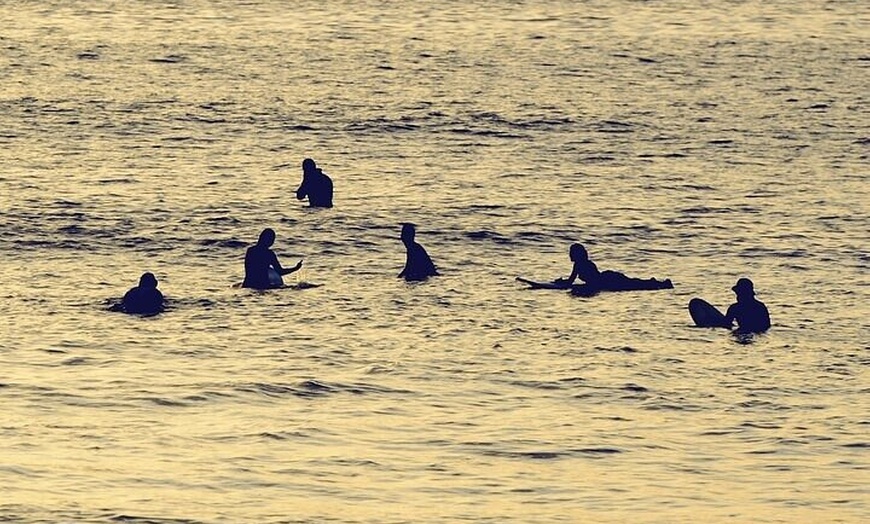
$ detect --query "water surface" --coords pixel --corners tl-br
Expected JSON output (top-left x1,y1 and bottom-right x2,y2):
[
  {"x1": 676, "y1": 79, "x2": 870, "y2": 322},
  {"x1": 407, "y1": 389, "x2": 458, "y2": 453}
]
[{"x1": 1, "y1": 1, "x2": 868, "y2": 522}]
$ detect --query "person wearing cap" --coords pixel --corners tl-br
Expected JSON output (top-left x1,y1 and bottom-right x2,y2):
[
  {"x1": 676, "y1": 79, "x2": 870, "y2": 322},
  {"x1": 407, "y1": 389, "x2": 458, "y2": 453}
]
[
  {"x1": 242, "y1": 228, "x2": 303, "y2": 289},
  {"x1": 122, "y1": 272, "x2": 164, "y2": 315},
  {"x1": 295, "y1": 158, "x2": 333, "y2": 208},
  {"x1": 724, "y1": 278, "x2": 771, "y2": 333},
  {"x1": 398, "y1": 223, "x2": 438, "y2": 281}
]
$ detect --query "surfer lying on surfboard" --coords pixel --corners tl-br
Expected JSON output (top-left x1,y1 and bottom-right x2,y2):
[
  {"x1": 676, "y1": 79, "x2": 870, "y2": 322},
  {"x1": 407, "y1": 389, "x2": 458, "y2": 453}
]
[
  {"x1": 242, "y1": 228, "x2": 303, "y2": 290},
  {"x1": 563, "y1": 243, "x2": 672, "y2": 294},
  {"x1": 518, "y1": 243, "x2": 673, "y2": 294}
]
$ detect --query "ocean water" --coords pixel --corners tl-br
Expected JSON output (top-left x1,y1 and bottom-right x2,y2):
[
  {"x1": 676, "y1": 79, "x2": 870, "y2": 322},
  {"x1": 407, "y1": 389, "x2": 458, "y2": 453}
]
[{"x1": 1, "y1": 1, "x2": 868, "y2": 522}]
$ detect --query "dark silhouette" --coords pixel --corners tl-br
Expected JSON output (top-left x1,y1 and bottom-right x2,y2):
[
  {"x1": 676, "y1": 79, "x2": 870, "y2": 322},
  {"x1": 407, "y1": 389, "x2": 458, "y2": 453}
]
[
  {"x1": 724, "y1": 278, "x2": 771, "y2": 333},
  {"x1": 295, "y1": 158, "x2": 333, "y2": 208},
  {"x1": 242, "y1": 228, "x2": 303, "y2": 290},
  {"x1": 398, "y1": 223, "x2": 438, "y2": 281},
  {"x1": 515, "y1": 276, "x2": 571, "y2": 290},
  {"x1": 688, "y1": 298, "x2": 731, "y2": 328},
  {"x1": 556, "y1": 243, "x2": 673, "y2": 295},
  {"x1": 122, "y1": 272, "x2": 164, "y2": 315}
]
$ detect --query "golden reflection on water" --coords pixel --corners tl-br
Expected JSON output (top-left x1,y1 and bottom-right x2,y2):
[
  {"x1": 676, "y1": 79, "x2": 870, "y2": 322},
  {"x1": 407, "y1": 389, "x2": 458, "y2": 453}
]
[{"x1": 1, "y1": 0, "x2": 868, "y2": 522}]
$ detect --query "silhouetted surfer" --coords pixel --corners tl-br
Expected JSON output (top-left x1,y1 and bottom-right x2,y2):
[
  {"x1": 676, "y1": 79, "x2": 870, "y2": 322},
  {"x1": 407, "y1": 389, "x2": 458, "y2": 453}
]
[
  {"x1": 724, "y1": 278, "x2": 771, "y2": 333},
  {"x1": 122, "y1": 272, "x2": 164, "y2": 315},
  {"x1": 295, "y1": 158, "x2": 333, "y2": 208},
  {"x1": 557, "y1": 243, "x2": 672, "y2": 292},
  {"x1": 243, "y1": 228, "x2": 303, "y2": 289},
  {"x1": 398, "y1": 223, "x2": 438, "y2": 281}
]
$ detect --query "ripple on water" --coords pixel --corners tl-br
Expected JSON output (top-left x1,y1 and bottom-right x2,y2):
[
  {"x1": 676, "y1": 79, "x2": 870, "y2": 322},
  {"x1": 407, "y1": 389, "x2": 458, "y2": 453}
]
[
  {"x1": 232, "y1": 380, "x2": 415, "y2": 400},
  {"x1": 479, "y1": 447, "x2": 624, "y2": 460}
]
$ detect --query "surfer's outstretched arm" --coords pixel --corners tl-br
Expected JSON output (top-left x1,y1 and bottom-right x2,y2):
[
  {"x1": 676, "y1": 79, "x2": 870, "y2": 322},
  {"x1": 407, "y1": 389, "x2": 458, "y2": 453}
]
[
  {"x1": 268, "y1": 250, "x2": 303, "y2": 276},
  {"x1": 279, "y1": 259, "x2": 303, "y2": 276}
]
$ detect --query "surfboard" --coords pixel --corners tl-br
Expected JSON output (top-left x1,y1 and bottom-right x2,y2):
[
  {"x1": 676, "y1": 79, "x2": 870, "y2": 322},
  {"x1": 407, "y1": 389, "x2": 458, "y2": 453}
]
[
  {"x1": 688, "y1": 298, "x2": 731, "y2": 328},
  {"x1": 569, "y1": 284, "x2": 600, "y2": 297},
  {"x1": 287, "y1": 282, "x2": 323, "y2": 290},
  {"x1": 234, "y1": 269, "x2": 296, "y2": 290},
  {"x1": 516, "y1": 277, "x2": 570, "y2": 290},
  {"x1": 235, "y1": 270, "x2": 322, "y2": 289},
  {"x1": 267, "y1": 268, "x2": 284, "y2": 288}
]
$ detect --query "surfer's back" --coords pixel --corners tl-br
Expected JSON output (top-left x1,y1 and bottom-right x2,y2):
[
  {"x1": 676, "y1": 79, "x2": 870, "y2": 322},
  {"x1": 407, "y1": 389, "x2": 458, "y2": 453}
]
[
  {"x1": 726, "y1": 298, "x2": 771, "y2": 333},
  {"x1": 123, "y1": 288, "x2": 163, "y2": 314},
  {"x1": 243, "y1": 244, "x2": 275, "y2": 289}
]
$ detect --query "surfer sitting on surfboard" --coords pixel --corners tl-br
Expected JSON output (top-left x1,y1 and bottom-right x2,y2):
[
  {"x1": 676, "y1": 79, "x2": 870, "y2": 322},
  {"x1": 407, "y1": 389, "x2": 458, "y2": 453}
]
[
  {"x1": 398, "y1": 223, "x2": 438, "y2": 281},
  {"x1": 556, "y1": 243, "x2": 673, "y2": 292},
  {"x1": 242, "y1": 228, "x2": 303, "y2": 290},
  {"x1": 296, "y1": 158, "x2": 334, "y2": 208},
  {"x1": 724, "y1": 278, "x2": 771, "y2": 333},
  {"x1": 122, "y1": 272, "x2": 164, "y2": 315}
]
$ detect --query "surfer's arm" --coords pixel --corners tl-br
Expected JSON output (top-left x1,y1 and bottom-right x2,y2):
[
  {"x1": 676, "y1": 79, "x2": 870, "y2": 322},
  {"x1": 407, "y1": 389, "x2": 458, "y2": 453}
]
[
  {"x1": 553, "y1": 264, "x2": 586, "y2": 287},
  {"x1": 556, "y1": 269, "x2": 578, "y2": 286},
  {"x1": 280, "y1": 260, "x2": 303, "y2": 276},
  {"x1": 295, "y1": 177, "x2": 310, "y2": 200},
  {"x1": 723, "y1": 304, "x2": 738, "y2": 327},
  {"x1": 398, "y1": 250, "x2": 412, "y2": 278},
  {"x1": 268, "y1": 251, "x2": 298, "y2": 276}
]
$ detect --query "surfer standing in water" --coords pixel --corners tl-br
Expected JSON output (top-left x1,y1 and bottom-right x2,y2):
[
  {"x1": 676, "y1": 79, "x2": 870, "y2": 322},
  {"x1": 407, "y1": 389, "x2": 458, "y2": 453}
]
[
  {"x1": 295, "y1": 158, "x2": 333, "y2": 208},
  {"x1": 398, "y1": 223, "x2": 438, "y2": 281},
  {"x1": 122, "y1": 272, "x2": 164, "y2": 315},
  {"x1": 724, "y1": 278, "x2": 771, "y2": 333},
  {"x1": 243, "y1": 228, "x2": 303, "y2": 289},
  {"x1": 556, "y1": 243, "x2": 673, "y2": 291}
]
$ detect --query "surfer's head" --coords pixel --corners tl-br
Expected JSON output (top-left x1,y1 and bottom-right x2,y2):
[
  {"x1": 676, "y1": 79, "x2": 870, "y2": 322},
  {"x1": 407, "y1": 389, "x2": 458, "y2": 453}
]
[
  {"x1": 257, "y1": 228, "x2": 276, "y2": 247},
  {"x1": 401, "y1": 223, "x2": 416, "y2": 242},
  {"x1": 302, "y1": 158, "x2": 317, "y2": 173},
  {"x1": 138, "y1": 272, "x2": 158, "y2": 289},
  {"x1": 569, "y1": 243, "x2": 588, "y2": 262},
  {"x1": 732, "y1": 278, "x2": 755, "y2": 297}
]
